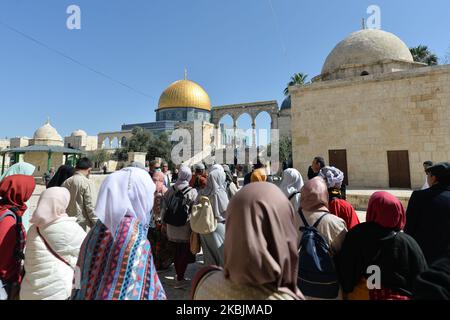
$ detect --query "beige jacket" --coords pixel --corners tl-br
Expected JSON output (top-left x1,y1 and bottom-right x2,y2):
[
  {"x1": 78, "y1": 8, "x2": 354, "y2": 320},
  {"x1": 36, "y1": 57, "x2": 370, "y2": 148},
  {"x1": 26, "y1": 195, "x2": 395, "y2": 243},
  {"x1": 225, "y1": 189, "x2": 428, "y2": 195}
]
[{"x1": 62, "y1": 172, "x2": 97, "y2": 231}]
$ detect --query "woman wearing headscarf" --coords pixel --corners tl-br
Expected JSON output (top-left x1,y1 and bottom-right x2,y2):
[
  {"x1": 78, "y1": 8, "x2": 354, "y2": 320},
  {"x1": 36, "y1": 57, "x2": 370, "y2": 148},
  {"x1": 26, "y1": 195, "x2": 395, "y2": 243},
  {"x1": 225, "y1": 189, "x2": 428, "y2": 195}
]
[
  {"x1": 148, "y1": 171, "x2": 174, "y2": 271},
  {"x1": 250, "y1": 167, "x2": 267, "y2": 183},
  {"x1": 46, "y1": 165, "x2": 75, "y2": 189},
  {"x1": 192, "y1": 182, "x2": 304, "y2": 300},
  {"x1": 197, "y1": 165, "x2": 229, "y2": 267},
  {"x1": 71, "y1": 167, "x2": 166, "y2": 300},
  {"x1": 279, "y1": 168, "x2": 304, "y2": 213},
  {"x1": 298, "y1": 177, "x2": 347, "y2": 300},
  {"x1": 299, "y1": 177, "x2": 347, "y2": 255},
  {"x1": 190, "y1": 163, "x2": 208, "y2": 190},
  {"x1": 318, "y1": 166, "x2": 360, "y2": 230},
  {"x1": 162, "y1": 165, "x2": 198, "y2": 288},
  {"x1": 222, "y1": 164, "x2": 239, "y2": 199},
  {"x1": 337, "y1": 192, "x2": 427, "y2": 300},
  {"x1": 20, "y1": 187, "x2": 86, "y2": 300},
  {"x1": 0, "y1": 175, "x2": 36, "y2": 300},
  {"x1": 0, "y1": 162, "x2": 36, "y2": 231}
]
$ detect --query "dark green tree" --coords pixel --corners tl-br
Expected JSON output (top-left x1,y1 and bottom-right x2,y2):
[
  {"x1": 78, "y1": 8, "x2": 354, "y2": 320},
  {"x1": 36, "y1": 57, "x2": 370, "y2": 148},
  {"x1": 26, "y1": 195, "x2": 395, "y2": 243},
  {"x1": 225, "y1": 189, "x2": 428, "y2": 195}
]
[
  {"x1": 126, "y1": 127, "x2": 152, "y2": 152},
  {"x1": 148, "y1": 132, "x2": 174, "y2": 168},
  {"x1": 89, "y1": 149, "x2": 111, "y2": 167},
  {"x1": 410, "y1": 45, "x2": 438, "y2": 66},
  {"x1": 284, "y1": 73, "x2": 308, "y2": 96}
]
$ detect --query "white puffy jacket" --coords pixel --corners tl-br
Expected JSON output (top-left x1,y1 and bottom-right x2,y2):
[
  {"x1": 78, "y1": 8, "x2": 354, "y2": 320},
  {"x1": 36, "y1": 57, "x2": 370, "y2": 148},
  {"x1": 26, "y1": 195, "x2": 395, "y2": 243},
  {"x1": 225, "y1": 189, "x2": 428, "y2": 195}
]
[{"x1": 20, "y1": 217, "x2": 86, "y2": 300}]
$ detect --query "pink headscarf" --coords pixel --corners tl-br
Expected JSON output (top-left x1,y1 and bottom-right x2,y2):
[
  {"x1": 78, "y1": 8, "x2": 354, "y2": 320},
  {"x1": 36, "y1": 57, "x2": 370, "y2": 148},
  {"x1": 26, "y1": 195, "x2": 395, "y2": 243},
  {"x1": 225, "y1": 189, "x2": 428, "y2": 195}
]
[
  {"x1": 300, "y1": 177, "x2": 329, "y2": 212},
  {"x1": 30, "y1": 187, "x2": 70, "y2": 227},
  {"x1": 366, "y1": 191, "x2": 406, "y2": 231},
  {"x1": 152, "y1": 171, "x2": 168, "y2": 194}
]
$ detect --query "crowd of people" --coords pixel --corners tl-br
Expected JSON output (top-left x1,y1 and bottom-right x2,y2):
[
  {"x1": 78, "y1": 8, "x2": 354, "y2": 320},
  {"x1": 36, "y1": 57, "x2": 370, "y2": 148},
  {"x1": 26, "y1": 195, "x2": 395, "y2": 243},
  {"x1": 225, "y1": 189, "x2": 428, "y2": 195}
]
[{"x1": 1, "y1": 156, "x2": 450, "y2": 300}]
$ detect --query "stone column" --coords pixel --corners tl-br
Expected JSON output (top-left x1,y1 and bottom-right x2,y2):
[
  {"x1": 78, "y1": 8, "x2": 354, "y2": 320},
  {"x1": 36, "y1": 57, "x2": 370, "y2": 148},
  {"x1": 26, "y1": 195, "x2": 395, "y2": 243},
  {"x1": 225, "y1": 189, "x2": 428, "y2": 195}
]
[
  {"x1": 251, "y1": 119, "x2": 257, "y2": 149},
  {"x1": 233, "y1": 120, "x2": 237, "y2": 152}
]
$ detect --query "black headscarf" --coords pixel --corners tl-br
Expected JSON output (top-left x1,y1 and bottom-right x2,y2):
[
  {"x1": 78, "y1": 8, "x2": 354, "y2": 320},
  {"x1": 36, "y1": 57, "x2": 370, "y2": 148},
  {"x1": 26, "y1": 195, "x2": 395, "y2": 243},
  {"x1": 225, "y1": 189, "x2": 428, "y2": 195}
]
[{"x1": 47, "y1": 165, "x2": 75, "y2": 188}]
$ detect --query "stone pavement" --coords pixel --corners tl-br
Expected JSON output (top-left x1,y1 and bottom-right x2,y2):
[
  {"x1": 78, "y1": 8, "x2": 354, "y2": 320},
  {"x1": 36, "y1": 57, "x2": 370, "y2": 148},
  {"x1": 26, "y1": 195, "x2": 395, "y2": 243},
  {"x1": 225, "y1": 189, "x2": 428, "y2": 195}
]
[{"x1": 158, "y1": 255, "x2": 205, "y2": 300}]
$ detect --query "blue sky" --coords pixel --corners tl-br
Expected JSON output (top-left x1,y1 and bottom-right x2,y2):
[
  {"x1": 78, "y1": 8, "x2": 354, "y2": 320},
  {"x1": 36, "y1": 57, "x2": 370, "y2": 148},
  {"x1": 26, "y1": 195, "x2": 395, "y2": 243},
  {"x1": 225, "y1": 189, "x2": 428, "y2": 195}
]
[{"x1": 1, "y1": 0, "x2": 449, "y2": 139}]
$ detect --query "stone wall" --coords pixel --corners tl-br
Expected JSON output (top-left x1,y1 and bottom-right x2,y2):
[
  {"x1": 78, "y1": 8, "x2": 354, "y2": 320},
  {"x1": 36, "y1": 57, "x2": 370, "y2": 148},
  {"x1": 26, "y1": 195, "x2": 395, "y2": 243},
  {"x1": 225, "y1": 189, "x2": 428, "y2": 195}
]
[
  {"x1": 24, "y1": 152, "x2": 64, "y2": 177},
  {"x1": 290, "y1": 65, "x2": 450, "y2": 189}
]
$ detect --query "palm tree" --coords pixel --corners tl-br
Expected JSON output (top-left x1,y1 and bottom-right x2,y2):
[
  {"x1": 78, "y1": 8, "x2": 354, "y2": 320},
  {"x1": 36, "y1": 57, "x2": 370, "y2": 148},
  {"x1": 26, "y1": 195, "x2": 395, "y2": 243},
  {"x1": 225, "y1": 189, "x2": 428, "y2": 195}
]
[
  {"x1": 284, "y1": 73, "x2": 308, "y2": 96},
  {"x1": 410, "y1": 45, "x2": 438, "y2": 66}
]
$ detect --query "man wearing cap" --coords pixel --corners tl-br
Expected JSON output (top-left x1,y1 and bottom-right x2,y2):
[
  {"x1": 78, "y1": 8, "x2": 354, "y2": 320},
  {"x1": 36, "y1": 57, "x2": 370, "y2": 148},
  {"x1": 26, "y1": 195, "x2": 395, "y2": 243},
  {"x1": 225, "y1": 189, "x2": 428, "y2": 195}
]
[{"x1": 405, "y1": 162, "x2": 450, "y2": 264}]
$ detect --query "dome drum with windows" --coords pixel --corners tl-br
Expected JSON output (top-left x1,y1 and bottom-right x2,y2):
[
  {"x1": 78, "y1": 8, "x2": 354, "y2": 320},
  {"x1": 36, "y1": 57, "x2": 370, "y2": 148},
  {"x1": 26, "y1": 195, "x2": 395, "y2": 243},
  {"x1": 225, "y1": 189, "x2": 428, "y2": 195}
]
[
  {"x1": 156, "y1": 79, "x2": 212, "y2": 122},
  {"x1": 315, "y1": 29, "x2": 424, "y2": 82}
]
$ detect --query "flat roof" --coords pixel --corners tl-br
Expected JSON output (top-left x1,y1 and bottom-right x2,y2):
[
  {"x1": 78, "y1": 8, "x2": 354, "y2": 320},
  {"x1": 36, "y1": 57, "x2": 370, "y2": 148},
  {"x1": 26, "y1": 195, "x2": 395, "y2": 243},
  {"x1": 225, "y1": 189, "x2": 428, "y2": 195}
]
[{"x1": 0, "y1": 145, "x2": 84, "y2": 154}]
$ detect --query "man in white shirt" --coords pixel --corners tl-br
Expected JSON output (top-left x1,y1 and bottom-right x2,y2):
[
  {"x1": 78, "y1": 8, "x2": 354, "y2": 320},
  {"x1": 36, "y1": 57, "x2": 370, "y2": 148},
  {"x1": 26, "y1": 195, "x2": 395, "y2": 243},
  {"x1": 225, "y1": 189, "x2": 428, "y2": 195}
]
[{"x1": 421, "y1": 161, "x2": 434, "y2": 190}]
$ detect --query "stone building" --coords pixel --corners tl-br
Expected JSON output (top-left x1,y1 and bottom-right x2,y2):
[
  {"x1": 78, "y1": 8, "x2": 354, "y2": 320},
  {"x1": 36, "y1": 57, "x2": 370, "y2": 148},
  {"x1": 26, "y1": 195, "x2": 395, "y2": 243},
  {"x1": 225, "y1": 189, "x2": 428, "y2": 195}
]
[
  {"x1": 1, "y1": 121, "x2": 82, "y2": 177},
  {"x1": 290, "y1": 29, "x2": 450, "y2": 189},
  {"x1": 64, "y1": 129, "x2": 98, "y2": 151}
]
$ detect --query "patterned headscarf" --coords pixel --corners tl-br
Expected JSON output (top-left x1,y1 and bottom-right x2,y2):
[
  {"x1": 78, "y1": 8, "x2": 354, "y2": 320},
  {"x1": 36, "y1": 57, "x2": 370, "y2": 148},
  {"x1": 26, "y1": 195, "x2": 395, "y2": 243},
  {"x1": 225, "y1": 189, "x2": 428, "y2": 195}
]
[{"x1": 319, "y1": 166, "x2": 344, "y2": 189}]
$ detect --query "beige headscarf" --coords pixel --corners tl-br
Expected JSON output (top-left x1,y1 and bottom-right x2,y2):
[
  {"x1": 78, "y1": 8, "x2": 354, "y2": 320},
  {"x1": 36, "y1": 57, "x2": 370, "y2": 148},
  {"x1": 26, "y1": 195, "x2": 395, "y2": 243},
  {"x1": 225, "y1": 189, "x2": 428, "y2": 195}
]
[
  {"x1": 30, "y1": 187, "x2": 70, "y2": 227},
  {"x1": 300, "y1": 177, "x2": 329, "y2": 212},
  {"x1": 224, "y1": 182, "x2": 304, "y2": 299}
]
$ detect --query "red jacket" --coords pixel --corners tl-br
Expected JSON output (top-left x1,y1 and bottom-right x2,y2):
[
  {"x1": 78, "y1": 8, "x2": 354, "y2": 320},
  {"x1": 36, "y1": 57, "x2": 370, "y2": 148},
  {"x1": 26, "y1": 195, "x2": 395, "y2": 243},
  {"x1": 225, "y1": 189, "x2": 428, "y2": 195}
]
[
  {"x1": 0, "y1": 212, "x2": 19, "y2": 282},
  {"x1": 329, "y1": 199, "x2": 360, "y2": 230}
]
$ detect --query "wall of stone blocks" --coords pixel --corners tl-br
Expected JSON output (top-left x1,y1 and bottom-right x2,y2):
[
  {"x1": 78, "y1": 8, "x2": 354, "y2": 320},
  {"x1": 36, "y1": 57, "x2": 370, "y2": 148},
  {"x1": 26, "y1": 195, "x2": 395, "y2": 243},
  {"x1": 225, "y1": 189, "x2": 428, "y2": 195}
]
[
  {"x1": 291, "y1": 65, "x2": 450, "y2": 189},
  {"x1": 24, "y1": 152, "x2": 64, "y2": 177}
]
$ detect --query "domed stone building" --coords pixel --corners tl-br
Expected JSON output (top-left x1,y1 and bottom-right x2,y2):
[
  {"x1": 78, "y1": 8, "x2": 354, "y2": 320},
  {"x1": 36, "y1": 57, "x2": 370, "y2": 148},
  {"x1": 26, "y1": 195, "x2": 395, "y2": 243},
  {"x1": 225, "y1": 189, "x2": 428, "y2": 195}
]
[
  {"x1": 1, "y1": 120, "x2": 82, "y2": 177},
  {"x1": 97, "y1": 74, "x2": 289, "y2": 167},
  {"x1": 119, "y1": 78, "x2": 213, "y2": 135},
  {"x1": 290, "y1": 28, "x2": 450, "y2": 189},
  {"x1": 64, "y1": 129, "x2": 98, "y2": 151}
]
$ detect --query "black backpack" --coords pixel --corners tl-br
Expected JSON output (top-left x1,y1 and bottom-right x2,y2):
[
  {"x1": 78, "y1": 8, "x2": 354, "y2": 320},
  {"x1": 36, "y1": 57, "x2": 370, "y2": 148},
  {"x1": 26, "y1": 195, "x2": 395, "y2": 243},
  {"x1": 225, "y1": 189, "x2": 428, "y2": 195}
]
[
  {"x1": 162, "y1": 186, "x2": 193, "y2": 227},
  {"x1": 297, "y1": 210, "x2": 340, "y2": 299}
]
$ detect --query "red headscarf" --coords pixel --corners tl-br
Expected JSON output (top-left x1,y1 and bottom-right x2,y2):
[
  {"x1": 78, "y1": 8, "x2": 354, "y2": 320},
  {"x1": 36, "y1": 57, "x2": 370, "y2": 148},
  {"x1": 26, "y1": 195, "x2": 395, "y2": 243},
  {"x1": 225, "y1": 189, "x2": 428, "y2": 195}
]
[
  {"x1": 366, "y1": 191, "x2": 406, "y2": 231},
  {"x1": 0, "y1": 175, "x2": 36, "y2": 217}
]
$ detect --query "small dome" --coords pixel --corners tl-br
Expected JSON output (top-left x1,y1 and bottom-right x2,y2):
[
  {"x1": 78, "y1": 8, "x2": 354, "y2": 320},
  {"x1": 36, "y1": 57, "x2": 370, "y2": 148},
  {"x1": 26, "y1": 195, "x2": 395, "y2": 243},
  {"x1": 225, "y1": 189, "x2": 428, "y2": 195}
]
[
  {"x1": 280, "y1": 96, "x2": 291, "y2": 110},
  {"x1": 33, "y1": 121, "x2": 63, "y2": 142},
  {"x1": 158, "y1": 79, "x2": 211, "y2": 111},
  {"x1": 322, "y1": 29, "x2": 413, "y2": 75},
  {"x1": 71, "y1": 129, "x2": 87, "y2": 137}
]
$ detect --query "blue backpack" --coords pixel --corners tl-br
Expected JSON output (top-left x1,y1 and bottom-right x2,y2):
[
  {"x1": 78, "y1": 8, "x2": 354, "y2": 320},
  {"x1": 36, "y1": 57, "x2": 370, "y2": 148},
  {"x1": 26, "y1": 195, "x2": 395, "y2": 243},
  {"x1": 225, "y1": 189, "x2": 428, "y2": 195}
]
[{"x1": 297, "y1": 210, "x2": 339, "y2": 299}]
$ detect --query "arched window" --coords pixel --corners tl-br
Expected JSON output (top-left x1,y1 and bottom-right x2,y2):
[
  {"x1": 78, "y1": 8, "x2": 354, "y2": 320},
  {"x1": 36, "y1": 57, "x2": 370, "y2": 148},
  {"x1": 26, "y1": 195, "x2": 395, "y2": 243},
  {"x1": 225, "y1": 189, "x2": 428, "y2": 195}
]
[{"x1": 361, "y1": 71, "x2": 370, "y2": 76}]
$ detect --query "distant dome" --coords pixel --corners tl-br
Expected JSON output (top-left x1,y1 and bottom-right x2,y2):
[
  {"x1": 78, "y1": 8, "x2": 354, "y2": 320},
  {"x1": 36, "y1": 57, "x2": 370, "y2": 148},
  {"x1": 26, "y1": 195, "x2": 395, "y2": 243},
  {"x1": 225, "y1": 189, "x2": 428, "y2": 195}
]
[
  {"x1": 280, "y1": 96, "x2": 291, "y2": 110},
  {"x1": 322, "y1": 29, "x2": 414, "y2": 75},
  {"x1": 33, "y1": 121, "x2": 63, "y2": 143},
  {"x1": 71, "y1": 129, "x2": 87, "y2": 137},
  {"x1": 158, "y1": 79, "x2": 211, "y2": 111}
]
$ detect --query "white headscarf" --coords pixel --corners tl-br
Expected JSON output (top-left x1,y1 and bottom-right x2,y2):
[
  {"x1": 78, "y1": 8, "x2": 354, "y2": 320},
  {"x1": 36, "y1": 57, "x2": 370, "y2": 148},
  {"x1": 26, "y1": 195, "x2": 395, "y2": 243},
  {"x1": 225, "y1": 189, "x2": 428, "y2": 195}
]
[
  {"x1": 318, "y1": 166, "x2": 344, "y2": 189},
  {"x1": 279, "y1": 168, "x2": 304, "y2": 212},
  {"x1": 174, "y1": 165, "x2": 192, "y2": 190},
  {"x1": 95, "y1": 167, "x2": 155, "y2": 237},
  {"x1": 199, "y1": 168, "x2": 229, "y2": 221}
]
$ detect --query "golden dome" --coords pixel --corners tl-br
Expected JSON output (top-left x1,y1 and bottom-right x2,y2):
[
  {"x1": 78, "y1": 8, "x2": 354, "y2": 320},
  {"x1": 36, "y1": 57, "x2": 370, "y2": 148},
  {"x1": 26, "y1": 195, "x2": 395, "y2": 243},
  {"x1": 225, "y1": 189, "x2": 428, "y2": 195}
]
[{"x1": 158, "y1": 80, "x2": 211, "y2": 111}]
